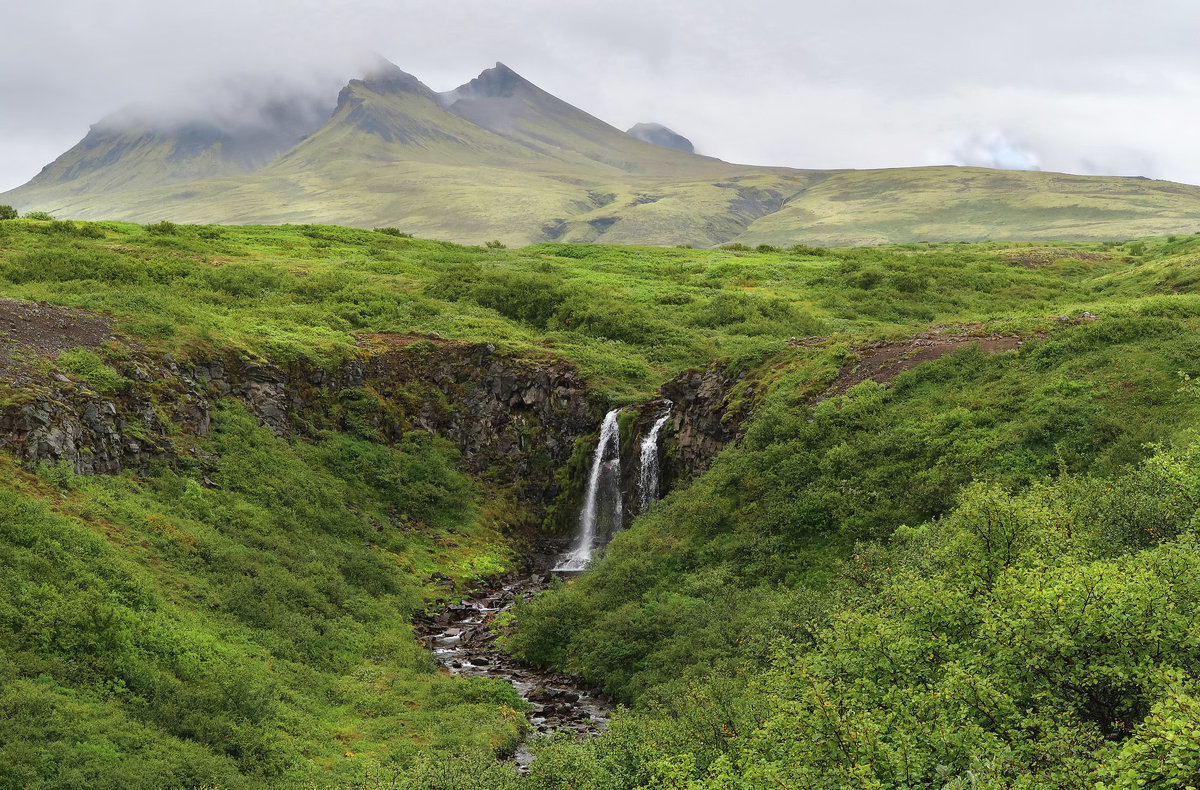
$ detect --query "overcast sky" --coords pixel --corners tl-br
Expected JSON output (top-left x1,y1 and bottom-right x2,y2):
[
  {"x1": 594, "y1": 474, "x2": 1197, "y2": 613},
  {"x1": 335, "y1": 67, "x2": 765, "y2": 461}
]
[{"x1": 3, "y1": 0, "x2": 1199, "y2": 191}]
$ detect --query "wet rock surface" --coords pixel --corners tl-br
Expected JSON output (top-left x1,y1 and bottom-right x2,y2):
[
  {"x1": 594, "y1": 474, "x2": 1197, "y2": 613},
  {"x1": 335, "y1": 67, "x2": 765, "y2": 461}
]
[
  {"x1": 413, "y1": 569, "x2": 614, "y2": 769},
  {"x1": 656, "y1": 361, "x2": 754, "y2": 498}
]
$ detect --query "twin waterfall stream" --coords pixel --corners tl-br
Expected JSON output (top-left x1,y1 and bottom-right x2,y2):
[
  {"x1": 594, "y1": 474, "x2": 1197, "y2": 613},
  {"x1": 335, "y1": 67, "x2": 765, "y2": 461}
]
[
  {"x1": 555, "y1": 405, "x2": 672, "y2": 572},
  {"x1": 419, "y1": 403, "x2": 674, "y2": 768}
]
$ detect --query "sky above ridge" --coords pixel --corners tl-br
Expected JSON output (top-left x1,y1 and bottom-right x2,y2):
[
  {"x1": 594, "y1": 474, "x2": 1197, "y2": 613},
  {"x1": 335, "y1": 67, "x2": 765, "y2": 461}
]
[{"x1": 2, "y1": 0, "x2": 1198, "y2": 191}]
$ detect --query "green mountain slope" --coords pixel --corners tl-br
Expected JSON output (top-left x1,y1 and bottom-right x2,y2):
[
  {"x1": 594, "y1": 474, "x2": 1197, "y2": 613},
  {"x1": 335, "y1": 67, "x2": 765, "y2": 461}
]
[
  {"x1": 7, "y1": 59, "x2": 1200, "y2": 247},
  {"x1": 14, "y1": 90, "x2": 333, "y2": 198},
  {"x1": 736, "y1": 166, "x2": 1200, "y2": 246},
  {"x1": 438, "y1": 63, "x2": 719, "y2": 176}
]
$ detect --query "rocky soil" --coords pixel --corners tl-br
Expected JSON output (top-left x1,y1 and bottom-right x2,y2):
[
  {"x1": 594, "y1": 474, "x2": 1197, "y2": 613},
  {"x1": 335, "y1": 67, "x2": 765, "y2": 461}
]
[
  {"x1": 0, "y1": 298, "x2": 113, "y2": 384},
  {"x1": 820, "y1": 327, "x2": 1030, "y2": 398}
]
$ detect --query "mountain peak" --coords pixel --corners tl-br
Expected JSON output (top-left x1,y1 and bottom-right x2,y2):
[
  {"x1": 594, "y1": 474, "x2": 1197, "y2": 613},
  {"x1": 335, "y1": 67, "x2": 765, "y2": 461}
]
[
  {"x1": 441, "y1": 62, "x2": 535, "y2": 106},
  {"x1": 355, "y1": 56, "x2": 434, "y2": 97},
  {"x1": 627, "y1": 122, "x2": 695, "y2": 154}
]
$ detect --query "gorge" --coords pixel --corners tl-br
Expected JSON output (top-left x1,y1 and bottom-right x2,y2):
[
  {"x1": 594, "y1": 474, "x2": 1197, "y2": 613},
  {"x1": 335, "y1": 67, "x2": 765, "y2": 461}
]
[{"x1": 6, "y1": 221, "x2": 1200, "y2": 787}]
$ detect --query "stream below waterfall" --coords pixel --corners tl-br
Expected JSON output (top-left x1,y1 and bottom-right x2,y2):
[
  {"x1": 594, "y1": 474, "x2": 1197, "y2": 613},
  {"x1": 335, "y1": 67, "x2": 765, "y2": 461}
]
[
  {"x1": 413, "y1": 402, "x2": 674, "y2": 767},
  {"x1": 413, "y1": 568, "x2": 615, "y2": 769}
]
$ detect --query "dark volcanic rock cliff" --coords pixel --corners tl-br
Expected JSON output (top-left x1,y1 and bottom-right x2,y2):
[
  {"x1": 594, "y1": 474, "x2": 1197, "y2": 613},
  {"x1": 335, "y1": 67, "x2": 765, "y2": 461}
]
[
  {"x1": 220, "y1": 336, "x2": 607, "y2": 507},
  {"x1": 0, "y1": 327, "x2": 604, "y2": 517},
  {"x1": 0, "y1": 298, "x2": 754, "y2": 538},
  {"x1": 616, "y1": 361, "x2": 756, "y2": 523},
  {"x1": 658, "y1": 361, "x2": 754, "y2": 487}
]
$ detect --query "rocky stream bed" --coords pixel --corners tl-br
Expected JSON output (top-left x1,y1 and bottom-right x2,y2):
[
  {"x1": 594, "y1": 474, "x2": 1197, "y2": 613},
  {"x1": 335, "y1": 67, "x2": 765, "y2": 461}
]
[{"x1": 413, "y1": 568, "x2": 615, "y2": 769}]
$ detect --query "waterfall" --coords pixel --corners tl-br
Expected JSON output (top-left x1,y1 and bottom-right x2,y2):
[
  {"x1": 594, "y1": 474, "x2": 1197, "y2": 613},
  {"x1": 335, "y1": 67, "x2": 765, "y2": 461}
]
[
  {"x1": 553, "y1": 409, "x2": 623, "y2": 572},
  {"x1": 638, "y1": 406, "x2": 672, "y2": 512}
]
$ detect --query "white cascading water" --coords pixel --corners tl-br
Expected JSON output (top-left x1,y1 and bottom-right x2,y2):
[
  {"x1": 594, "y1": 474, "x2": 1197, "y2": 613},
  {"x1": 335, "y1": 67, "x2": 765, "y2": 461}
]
[
  {"x1": 553, "y1": 409, "x2": 623, "y2": 572},
  {"x1": 637, "y1": 406, "x2": 672, "y2": 512}
]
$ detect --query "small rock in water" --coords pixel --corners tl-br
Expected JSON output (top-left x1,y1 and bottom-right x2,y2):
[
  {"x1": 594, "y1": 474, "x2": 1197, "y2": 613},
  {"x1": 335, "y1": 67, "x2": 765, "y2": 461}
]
[{"x1": 469, "y1": 656, "x2": 490, "y2": 666}]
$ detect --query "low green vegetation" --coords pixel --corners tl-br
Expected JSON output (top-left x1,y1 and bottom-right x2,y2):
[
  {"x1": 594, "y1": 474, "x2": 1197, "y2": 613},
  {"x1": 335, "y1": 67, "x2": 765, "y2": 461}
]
[
  {"x1": 516, "y1": 439, "x2": 1200, "y2": 788},
  {"x1": 0, "y1": 218, "x2": 1179, "y2": 398},
  {"x1": 4, "y1": 219, "x2": 1200, "y2": 786},
  {"x1": 0, "y1": 402, "x2": 522, "y2": 788}
]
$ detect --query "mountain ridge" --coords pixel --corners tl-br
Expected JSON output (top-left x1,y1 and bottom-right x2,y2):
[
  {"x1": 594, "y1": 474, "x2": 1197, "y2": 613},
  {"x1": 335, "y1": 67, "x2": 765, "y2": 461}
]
[{"x1": 7, "y1": 58, "x2": 1200, "y2": 247}]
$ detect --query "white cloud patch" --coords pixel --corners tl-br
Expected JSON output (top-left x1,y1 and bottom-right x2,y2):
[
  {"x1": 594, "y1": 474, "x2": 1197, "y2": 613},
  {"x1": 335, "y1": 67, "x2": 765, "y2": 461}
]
[{"x1": 938, "y1": 132, "x2": 1041, "y2": 171}]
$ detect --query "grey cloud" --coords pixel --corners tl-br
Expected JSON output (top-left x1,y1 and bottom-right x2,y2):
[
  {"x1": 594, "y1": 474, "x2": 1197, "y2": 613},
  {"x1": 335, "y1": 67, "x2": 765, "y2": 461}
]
[{"x1": 3, "y1": 0, "x2": 1200, "y2": 190}]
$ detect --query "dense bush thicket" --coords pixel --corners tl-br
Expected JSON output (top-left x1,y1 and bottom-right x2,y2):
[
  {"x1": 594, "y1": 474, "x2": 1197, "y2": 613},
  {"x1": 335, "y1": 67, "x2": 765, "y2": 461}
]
[
  {"x1": 510, "y1": 313, "x2": 1200, "y2": 701},
  {"x1": 506, "y1": 439, "x2": 1200, "y2": 788},
  {"x1": 0, "y1": 403, "x2": 522, "y2": 788}
]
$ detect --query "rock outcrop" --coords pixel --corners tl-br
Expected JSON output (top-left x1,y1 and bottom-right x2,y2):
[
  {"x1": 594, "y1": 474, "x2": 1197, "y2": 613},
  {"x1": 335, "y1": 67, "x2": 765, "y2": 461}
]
[
  {"x1": 658, "y1": 361, "x2": 754, "y2": 488},
  {"x1": 616, "y1": 361, "x2": 756, "y2": 521},
  {"x1": 0, "y1": 362, "x2": 211, "y2": 475},
  {"x1": 0, "y1": 333, "x2": 604, "y2": 516},
  {"x1": 0, "y1": 295, "x2": 753, "y2": 535}
]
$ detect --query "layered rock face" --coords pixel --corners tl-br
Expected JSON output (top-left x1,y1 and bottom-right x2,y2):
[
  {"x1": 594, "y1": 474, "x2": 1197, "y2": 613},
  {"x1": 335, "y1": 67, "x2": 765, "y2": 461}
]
[
  {"x1": 0, "y1": 335, "x2": 604, "y2": 514},
  {"x1": 658, "y1": 361, "x2": 753, "y2": 485},
  {"x1": 0, "y1": 295, "x2": 755, "y2": 536},
  {"x1": 0, "y1": 358, "x2": 211, "y2": 476},
  {"x1": 615, "y1": 361, "x2": 756, "y2": 523}
]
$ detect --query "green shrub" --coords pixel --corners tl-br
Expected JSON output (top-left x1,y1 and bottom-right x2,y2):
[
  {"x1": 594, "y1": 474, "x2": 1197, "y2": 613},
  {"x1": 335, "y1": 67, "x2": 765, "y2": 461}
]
[
  {"x1": 144, "y1": 220, "x2": 178, "y2": 236},
  {"x1": 27, "y1": 220, "x2": 105, "y2": 238},
  {"x1": 891, "y1": 270, "x2": 928, "y2": 293},
  {"x1": 56, "y1": 349, "x2": 127, "y2": 394},
  {"x1": 788, "y1": 243, "x2": 825, "y2": 256}
]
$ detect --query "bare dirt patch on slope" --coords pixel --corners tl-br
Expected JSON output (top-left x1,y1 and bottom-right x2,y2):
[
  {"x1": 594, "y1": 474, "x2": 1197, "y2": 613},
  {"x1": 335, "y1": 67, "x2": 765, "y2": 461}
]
[
  {"x1": 361, "y1": 331, "x2": 461, "y2": 350},
  {"x1": 824, "y1": 328, "x2": 1028, "y2": 397},
  {"x1": 0, "y1": 299, "x2": 113, "y2": 378}
]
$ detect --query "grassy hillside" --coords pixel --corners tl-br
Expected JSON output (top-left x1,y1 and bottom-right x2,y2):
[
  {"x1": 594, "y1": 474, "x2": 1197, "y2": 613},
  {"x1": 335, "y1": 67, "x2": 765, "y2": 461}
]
[
  {"x1": 0, "y1": 406, "x2": 525, "y2": 788},
  {"x1": 6, "y1": 217, "x2": 1200, "y2": 786},
  {"x1": 736, "y1": 166, "x2": 1200, "y2": 247},
  {"x1": 2, "y1": 217, "x2": 1184, "y2": 399}
]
